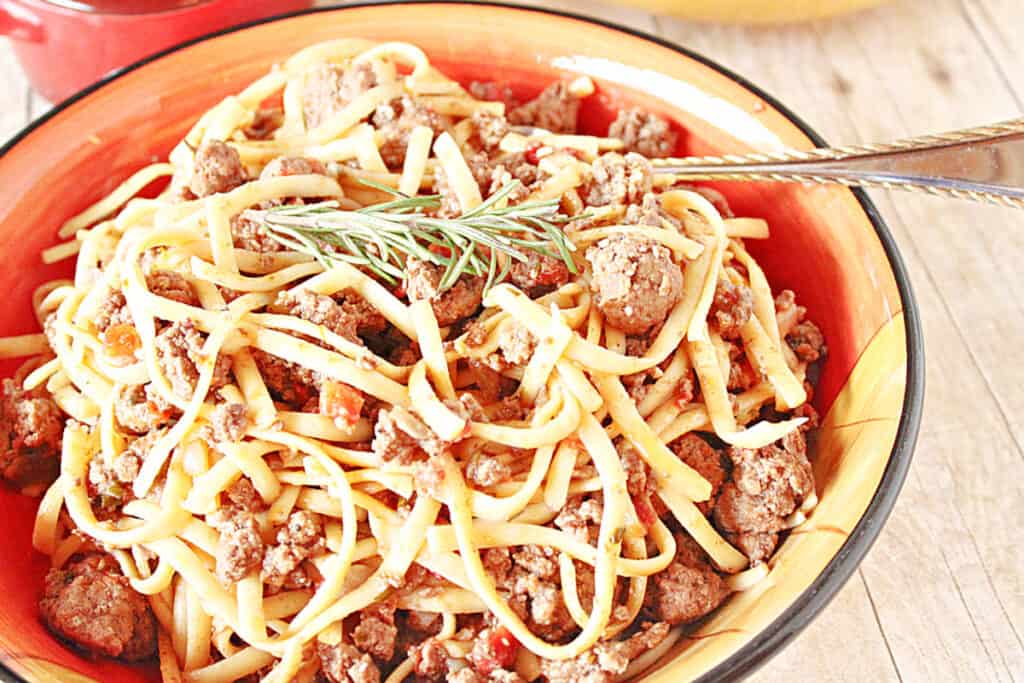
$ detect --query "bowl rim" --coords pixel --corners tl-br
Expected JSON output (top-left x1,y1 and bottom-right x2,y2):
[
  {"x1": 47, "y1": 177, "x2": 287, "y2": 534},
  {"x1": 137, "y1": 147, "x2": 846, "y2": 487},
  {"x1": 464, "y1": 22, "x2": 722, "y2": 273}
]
[{"x1": 0, "y1": 2, "x2": 925, "y2": 681}]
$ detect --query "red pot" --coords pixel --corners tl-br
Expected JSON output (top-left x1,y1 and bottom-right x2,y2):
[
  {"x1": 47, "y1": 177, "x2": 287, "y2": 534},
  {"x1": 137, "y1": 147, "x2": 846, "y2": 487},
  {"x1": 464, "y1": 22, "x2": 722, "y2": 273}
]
[{"x1": 0, "y1": 0, "x2": 314, "y2": 103}]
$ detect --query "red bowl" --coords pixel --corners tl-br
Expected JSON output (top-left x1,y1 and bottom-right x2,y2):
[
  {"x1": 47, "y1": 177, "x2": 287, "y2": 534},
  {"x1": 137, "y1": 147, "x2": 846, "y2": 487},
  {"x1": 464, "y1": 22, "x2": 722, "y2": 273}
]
[
  {"x1": 0, "y1": 3, "x2": 923, "y2": 681},
  {"x1": 0, "y1": 0, "x2": 314, "y2": 103}
]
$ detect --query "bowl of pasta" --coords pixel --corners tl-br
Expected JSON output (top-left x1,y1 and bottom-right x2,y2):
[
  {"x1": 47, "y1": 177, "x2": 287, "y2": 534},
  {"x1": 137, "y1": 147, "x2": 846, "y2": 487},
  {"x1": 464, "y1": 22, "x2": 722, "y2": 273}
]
[{"x1": 0, "y1": 3, "x2": 923, "y2": 683}]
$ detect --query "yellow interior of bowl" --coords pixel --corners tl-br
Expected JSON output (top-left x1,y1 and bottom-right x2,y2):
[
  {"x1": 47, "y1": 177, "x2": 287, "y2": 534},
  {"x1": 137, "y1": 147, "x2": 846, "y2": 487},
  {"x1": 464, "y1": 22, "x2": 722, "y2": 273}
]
[{"x1": 644, "y1": 316, "x2": 907, "y2": 679}]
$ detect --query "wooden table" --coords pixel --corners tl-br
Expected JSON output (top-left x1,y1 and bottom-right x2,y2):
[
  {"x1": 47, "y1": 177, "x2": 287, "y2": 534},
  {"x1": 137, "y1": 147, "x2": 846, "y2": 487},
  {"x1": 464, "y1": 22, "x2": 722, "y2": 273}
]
[{"x1": 2, "y1": 0, "x2": 1023, "y2": 680}]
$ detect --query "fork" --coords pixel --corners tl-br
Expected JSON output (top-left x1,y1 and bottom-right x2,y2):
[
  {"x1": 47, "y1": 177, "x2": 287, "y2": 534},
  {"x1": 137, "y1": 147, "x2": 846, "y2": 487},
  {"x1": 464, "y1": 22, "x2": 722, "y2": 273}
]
[{"x1": 516, "y1": 119, "x2": 1024, "y2": 208}]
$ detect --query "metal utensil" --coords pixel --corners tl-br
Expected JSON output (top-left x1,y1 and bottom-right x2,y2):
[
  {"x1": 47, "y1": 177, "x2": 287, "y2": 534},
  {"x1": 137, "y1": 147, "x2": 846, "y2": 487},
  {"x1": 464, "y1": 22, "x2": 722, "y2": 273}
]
[
  {"x1": 653, "y1": 119, "x2": 1024, "y2": 208},
  {"x1": 518, "y1": 119, "x2": 1024, "y2": 207}
]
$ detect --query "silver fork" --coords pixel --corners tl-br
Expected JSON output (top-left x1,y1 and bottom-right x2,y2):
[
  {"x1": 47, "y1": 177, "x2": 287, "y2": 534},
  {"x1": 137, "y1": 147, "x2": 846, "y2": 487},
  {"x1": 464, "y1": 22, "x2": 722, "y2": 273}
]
[{"x1": 514, "y1": 119, "x2": 1024, "y2": 208}]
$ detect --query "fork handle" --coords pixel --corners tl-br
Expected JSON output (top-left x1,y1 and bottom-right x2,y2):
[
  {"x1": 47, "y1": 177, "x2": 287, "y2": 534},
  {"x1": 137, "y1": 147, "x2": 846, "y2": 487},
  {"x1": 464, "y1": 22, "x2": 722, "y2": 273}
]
[{"x1": 654, "y1": 118, "x2": 1024, "y2": 208}]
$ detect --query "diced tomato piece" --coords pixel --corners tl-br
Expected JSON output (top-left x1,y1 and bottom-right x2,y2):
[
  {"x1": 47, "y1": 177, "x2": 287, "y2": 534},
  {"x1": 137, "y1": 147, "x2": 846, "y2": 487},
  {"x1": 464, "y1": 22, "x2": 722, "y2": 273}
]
[
  {"x1": 102, "y1": 323, "x2": 140, "y2": 358},
  {"x1": 319, "y1": 381, "x2": 364, "y2": 427},
  {"x1": 429, "y1": 243, "x2": 453, "y2": 258},
  {"x1": 533, "y1": 257, "x2": 569, "y2": 285},
  {"x1": 475, "y1": 626, "x2": 519, "y2": 674},
  {"x1": 674, "y1": 384, "x2": 696, "y2": 409},
  {"x1": 145, "y1": 400, "x2": 174, "y2": 422},
  {"x1": 633, "y1": 494, "x2": 658, "y2": 528},
  {"x1": 562, "y1": 434, "x2": 584, "y2": 451},
  {"x1": 524, "y1": 142, "x2": 543, "y2": 165}
]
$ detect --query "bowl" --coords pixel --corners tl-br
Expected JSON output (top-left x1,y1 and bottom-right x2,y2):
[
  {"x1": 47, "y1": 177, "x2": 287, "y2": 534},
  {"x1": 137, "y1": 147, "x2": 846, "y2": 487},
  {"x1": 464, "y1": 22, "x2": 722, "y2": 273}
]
[
  {"x1": 606, "y1": 0, "x2": 890, "y2": 23},
  {"x1": 0, "y1": 0, "x2": 315, "y2": 104},
  {"x1": 0, "y1": 3, "x2": 924, "y2": 681}
]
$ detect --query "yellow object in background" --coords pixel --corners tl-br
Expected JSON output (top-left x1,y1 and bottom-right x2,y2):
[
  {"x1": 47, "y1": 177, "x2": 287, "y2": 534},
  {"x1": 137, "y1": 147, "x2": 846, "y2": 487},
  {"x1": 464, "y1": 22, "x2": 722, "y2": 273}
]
[{"x1": 616, "y1": 0, "x2": 888, "y2": 23}]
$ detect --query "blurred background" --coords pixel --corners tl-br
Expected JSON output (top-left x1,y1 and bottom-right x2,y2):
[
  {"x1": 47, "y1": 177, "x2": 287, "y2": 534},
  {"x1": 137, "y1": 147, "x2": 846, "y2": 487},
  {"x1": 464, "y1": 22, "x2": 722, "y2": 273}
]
[{"x1": 2, "y1": 0, "x2": 1023, "y2": 681}]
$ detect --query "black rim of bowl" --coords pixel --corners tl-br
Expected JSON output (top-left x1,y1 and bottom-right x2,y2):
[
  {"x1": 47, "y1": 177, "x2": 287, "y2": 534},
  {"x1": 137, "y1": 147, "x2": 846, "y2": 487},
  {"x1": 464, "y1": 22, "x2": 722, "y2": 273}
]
[{"x1": 0, "y1": 3, "x2": 925, "y2": 681}]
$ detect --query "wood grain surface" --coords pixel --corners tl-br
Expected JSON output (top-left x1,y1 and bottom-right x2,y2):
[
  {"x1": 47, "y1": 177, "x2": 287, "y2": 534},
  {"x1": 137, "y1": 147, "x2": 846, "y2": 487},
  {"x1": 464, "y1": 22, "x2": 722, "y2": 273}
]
[{"x1": 2, "y1": 0, "x2": 1023, "y2": 680}]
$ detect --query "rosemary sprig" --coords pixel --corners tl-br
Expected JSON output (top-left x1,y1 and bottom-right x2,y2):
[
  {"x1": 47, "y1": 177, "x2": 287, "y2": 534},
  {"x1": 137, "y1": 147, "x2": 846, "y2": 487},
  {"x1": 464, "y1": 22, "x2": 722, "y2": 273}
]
[{"x1": 240, "y1": 181, "x2": 578, "y2": 292}]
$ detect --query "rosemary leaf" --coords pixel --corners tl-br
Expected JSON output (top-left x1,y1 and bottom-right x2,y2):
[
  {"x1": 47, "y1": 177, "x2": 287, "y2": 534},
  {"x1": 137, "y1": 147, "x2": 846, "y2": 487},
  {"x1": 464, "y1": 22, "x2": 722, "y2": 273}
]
[{"x1": 241, "y1": 180, "x2": 577, "y2": 293}]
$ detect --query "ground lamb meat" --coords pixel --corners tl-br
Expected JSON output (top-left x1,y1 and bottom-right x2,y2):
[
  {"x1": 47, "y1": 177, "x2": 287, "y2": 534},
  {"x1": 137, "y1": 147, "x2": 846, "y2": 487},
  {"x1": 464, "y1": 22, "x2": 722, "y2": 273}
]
[
  {"x1": 252, "y1": 349, "x2": 320, "y2": 407},
  {"x1": 190, "y1": 139, "x2": 246, "y2": 198},
  {"x1": 262, "y1": 510, "x2": 326, "y2": 588},
  {"x1": 788, "y1": 321, "x2": 827, "y2": 363},
  {"x1": 231, "y1": 213, "x2": 286, "y2": 253},
  {"x1": 647, "y1": 534, "x2": 729, "y2": 625},
  {"x1": 208, "y1": 506, "x2": 264, "y2": 585},
  {"x1": 304, "y1": 62, "x2": 378, "y2": 129},
  {"x1": 539, "y1": 622, "x2": 670, "y2": 683},
  {"x1": 373, "y1": 96, "x2": 447, "y2": 168},
  {"x1": 468, "y1": 81, "x2": 517, "y2": 107},
  {"x1": 470, "y1": 111, "x2": 511, "y2": 150},
  {"x1": 554, "y1": 497, "x2": 602, "y2": 544},
  {"x1": 714, "y1": 429, "x2": 814, "y2": 534},
  {"x1": 317, "y1": 640, "x2": 381, "y2": 683},
  {"x1": 483, "y1": 547, "x2": 575, "y2": 642},
  {"x1": 39, "y1": 555, "x2": 156, "y2": 661},
  {"x1": 95, "y1": 288, "x2": 130, "y2": 332},
  {"x1": 446, "y1": 669, "x2": 478, "y2": 683},
  {"x1": 0, "y1": 379, "x2": 63, "y2": 488},
  {"x1": 623, "y1": 192, "x2": 680, "y2": 230},
  {"x1": 669, "y1": 434, "x2": 728, "y2": 515},
  {"x1": 146, "y1": 270, "x2": 198, "y2": 306},
  {"x1": 463, "y1": 361, "x2": 517, "y2": 405},
  {"x1": 437, "y1": 148, "x2": 538, "y2": 215},
  {"x1": 496, "y1": 322, "x2": 535, "y2": 367},
  {"x1": 352, "y1": 603, "x2": 398, "y2": 661},
  {"x1": 433, "y1": 168, "x2": 465, "y2": 219},
  {"x1": 485, "y1": 151, "x2": 540, "y2": 203},
  {"x1": 259, "y1": 155, "x2": 327, "y2": 180},
  {"x1": 210, "y1": 402, "x2": 248, "y2": 443},
  {"x1": 505, "y1": 547, "x2": 577, "y2": 641},
  {"x1": 585, "y1": 152, "x2": 653, "y2": 207},
  {"x1": 489, "y1": 672, "x2": 523, "y2": 683},
  {"x1": 773, "y1": 289, "x2": 802, "y2": 335},
  {"x1": 122, "y1": 427, "x2": 166, "y2": 467},
  {"x1": 97, "y1": 272, "x2": 195, "y2": 334},
  {"x1": 724, "y1": 531, "x2": 779, "y2": 566},
  {"x1": 404, "y1": 608, "x2": 442, "y2": 636},
  {"x1": 413, "y1": 455, "x2": 448, "y2": 501},
  {"x1": 508, "y1": 82, "x2": 580, "y2": 134},
  {"x1": 482, "y1": 548, "x2": 514, "y2": 586},
  {"x1": 451, "y1": 670, "x2": 522, "y2": 683},
  {"x1": 224, "y1": 476, "x2": 266, "y2": 512},
  {"x1": 465, "y1": 453, "x2": 512, "y2": 488},
  {"x1": 274, "y1": 288, "x2": 386, "y2": 343},
  {"x1": 113, "y1": 384, "x2": 176, "y2": 434},
  {"x1": 87, "y1": 446, "x2": 141, "y2": 507},
  {"x1": 243, "y1": 106, "x2": 283, "y2": 140},
  {"x1": 447, "y1": 393, "x2": 486, "y2": 423},
  {"x1": 710, "y1": 278, "x2": 753, "y2": 340},
  {"x1": 154, "y1": 320, "x2": 232, "y2": 399},
  {"x1": 512, "y1": 544, "x2": 558, "y2": 578},
  {"x1": 372, "y1": 405, "x2": 447, "y2": 465},
  {"x1": 727, "y1": 353, "x2": 759, "y2": 393},
  {"x1": 507, "y1": 252, "x2": 570, "y2": 297},
  {"x1": 412, "y1": 638, "x2": 450, "y2": 680},
  {"x1": 616, "y1": 440, "x2": 654, "y2": 498},
  {"x1": 586, "y1": 235, "x2": 682, "y2": 335},
  {"x1": 792, "y1": 400, "x2": 820, "y2": 431},
  {"x1": 608, "y1": 107, "x2": 678, "y2": 158},
  {"x1": 405, "y1": 258, "x2": 485, "y2": 326}
]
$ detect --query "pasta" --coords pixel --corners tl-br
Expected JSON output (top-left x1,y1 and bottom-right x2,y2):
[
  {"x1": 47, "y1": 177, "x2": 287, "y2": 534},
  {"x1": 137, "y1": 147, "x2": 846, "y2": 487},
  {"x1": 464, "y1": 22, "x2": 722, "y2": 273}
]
[{"x1": 0, "y1": 39, "x2": 827, "y2": 683}]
